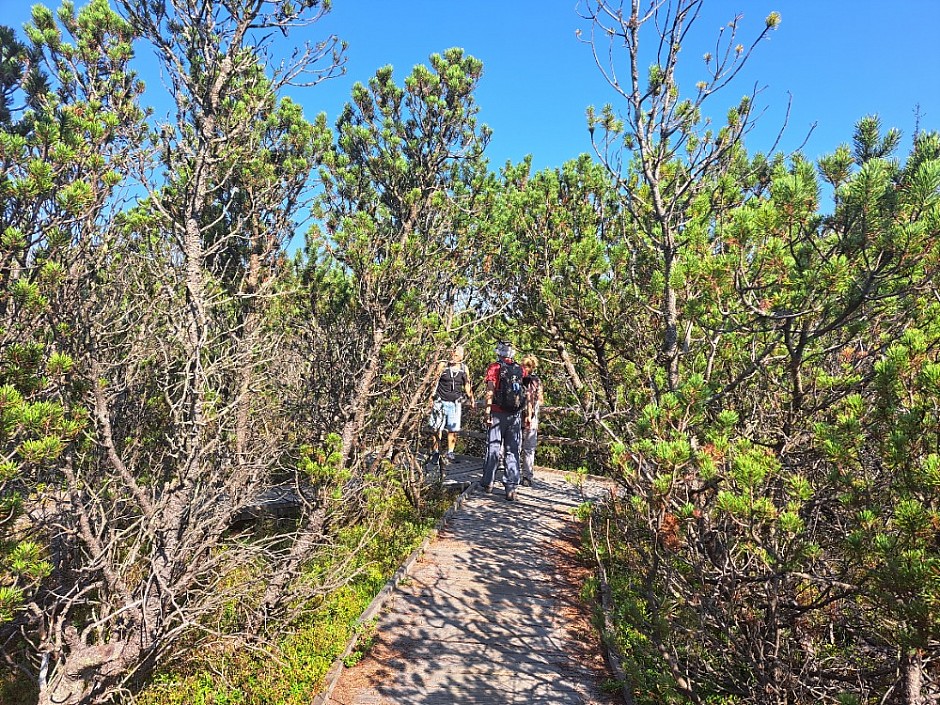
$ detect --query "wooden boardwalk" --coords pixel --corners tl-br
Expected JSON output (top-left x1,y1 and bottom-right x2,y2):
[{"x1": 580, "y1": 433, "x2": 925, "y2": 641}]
[{"x1": 327, "y1": 455, "x2": 620, "y2": 705}]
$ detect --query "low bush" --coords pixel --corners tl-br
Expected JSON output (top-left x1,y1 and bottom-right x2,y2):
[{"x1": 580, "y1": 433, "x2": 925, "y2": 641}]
[{"x1": 136, "y1": 481, "x2": 455, "y2": 705}]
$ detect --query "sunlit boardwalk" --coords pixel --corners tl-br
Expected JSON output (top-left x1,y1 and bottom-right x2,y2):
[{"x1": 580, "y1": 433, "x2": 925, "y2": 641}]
[{"x1": 327, "y1": 458, "x2": 619, "y2": 704}]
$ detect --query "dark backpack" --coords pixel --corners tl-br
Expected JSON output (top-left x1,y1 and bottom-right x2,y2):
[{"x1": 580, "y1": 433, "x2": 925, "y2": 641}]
[{"x1": 493, "y1": 360, "x2": 526, "y2": 413}]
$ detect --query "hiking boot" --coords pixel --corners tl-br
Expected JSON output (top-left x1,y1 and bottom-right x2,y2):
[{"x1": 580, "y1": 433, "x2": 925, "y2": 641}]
[
  {"x1": 481, "y1": 483, "x2": 493, "y2": 493},
  {"x1": 446, "y1": 451, "x2": 456, "y2": 462},
  {"x1": 506, "y1": 488, "x2": 517, "y2": 501},
  {"x1": 521, "y1": 477, "x2": 532, "y2": 487}
]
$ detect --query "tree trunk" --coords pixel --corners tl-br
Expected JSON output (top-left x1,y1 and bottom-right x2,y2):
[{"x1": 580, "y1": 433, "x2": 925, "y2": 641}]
[
  {"x1": 339, "y1": 324, "x2": 386, "y2": 465},
  {"x1": 37, "y1": 630, "x2": 140, "y2": 705},
  {"x1": 902, "y1": 649, "x2": 924, "y2": 705},
  {"x1": 235, "y1": 248, "x2": 262, "y2": 461},
  {"x1": 661, "y1": 242, "x2": 680, "y2": 391}
]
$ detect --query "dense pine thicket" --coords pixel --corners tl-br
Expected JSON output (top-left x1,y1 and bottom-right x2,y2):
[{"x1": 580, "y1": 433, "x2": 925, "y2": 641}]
[{"x1": 0, "y1": 0, "x2": 938, "y2": 703}]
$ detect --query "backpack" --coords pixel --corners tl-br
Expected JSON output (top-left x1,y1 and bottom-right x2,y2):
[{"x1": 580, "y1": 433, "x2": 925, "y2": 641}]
[{"x1": 493, "y1": 360, "x2": 526, "y2": 413}]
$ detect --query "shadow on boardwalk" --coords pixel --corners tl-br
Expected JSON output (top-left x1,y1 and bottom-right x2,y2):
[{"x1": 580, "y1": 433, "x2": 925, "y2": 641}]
[{"x1": 330, "y1": 460, "x2": 620, "y2": 704}]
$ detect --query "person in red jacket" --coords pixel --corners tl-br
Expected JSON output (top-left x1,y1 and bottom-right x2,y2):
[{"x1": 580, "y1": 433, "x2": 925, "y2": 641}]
[{"x1": 480, "y1": 341, "x2": 525, "y2": 500}]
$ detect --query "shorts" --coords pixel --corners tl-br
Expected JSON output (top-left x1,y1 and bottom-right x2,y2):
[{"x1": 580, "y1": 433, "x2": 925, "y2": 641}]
[{"x1": 438, "y1": 399, "x2": 462, "y2": 432}]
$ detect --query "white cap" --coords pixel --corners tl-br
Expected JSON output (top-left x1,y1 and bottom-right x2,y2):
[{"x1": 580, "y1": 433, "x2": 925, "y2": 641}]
[{"x1": 495, "y1": 341, "x2": 514, "y2": 359}]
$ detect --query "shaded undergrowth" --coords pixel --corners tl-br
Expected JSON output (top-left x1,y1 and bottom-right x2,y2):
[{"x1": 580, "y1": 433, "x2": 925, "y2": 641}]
[{"x1": 134, "y1": 483, "x2": 457, "y2": 705}]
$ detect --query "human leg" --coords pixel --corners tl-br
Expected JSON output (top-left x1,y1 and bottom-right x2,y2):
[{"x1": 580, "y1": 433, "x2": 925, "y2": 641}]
[
  {"x1": 428, "y1": 399, "x2": 445, "y2": 458},
  {"x1": 521, "y1": 427, "x2": 537, "y2": 483},
  {"x1": 502, "y1": 412, "x2": 522, "y2": 496},
  {"x1": 441, "y1": 401, "x2": 461, "y2": 462},
  {"x1": 429, "y1": 431, "x2": 442, "y2": 465},
  {"x1": 446, "y1": 431, "x2": 457, "y2": 457},
  {"x1": 481, "y1": 412, "x2": 504, "y2": 489}
]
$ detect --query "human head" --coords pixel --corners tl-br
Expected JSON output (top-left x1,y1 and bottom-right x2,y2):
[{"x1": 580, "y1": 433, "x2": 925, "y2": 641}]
[
  {"x1": 495, "y1": 341, "x2": 514, "y2": 360},
  {"x1": 521, "y1": 354, "x2": 538, "y2": 372},
  {"x1": 449, "y1": 345, "x2": 465, "y2": 363}
]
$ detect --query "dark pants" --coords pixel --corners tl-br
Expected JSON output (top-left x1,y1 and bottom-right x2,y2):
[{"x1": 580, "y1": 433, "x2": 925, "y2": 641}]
[{"x1": 482, "y1": 410, "x2": 521, "y2": 491}]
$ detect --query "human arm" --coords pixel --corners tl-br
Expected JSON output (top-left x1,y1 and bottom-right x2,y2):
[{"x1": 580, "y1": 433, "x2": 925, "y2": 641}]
[
  {"x1": 482, "y1": 363, "x2": 497, "y2": 416},
  {"x1": 464, "y1": 378, "x2": 475, "y2": 408}
]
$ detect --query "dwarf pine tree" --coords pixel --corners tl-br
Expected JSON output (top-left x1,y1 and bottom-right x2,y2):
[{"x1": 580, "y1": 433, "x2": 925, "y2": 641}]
[
  {"x1": 581, "y1": 0, "x2": 782, "y2": 391},
  {"x1": 811, "y1": 127, "x2": 940, "y2": 704},
  {"x1": 485, "y1": 155, "x2": 638, "y2": 447},
  {"x1": 587, "y1": 120, "x2": 940, "y2": 703},
  {"x1": 307, "y1": 48, "x2": 492, "y2": 489},
  {"x1": 0, "y1": 2, "x2": 146, "y2": 701},
  {"x1": 554, "y1": 2, "x2": 940, "y2": 702},
  {"x1": 0, "y1": 0, "x2": 352, "y2": 702}
]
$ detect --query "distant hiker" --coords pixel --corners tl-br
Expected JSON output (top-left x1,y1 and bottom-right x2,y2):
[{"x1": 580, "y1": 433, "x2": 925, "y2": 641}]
[
  {"x1": 481, "y1": 341, "x2": 526, "y2": 500},
  {"x1": 429, "y1": 345, "x2": 474, "y2": 464},
  {"x1": 520, "y1": 354, "x2": 544, "y2": 487}
]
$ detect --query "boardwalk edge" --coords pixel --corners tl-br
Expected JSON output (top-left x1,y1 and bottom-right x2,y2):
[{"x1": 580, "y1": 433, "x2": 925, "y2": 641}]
[{"x1": 311, "y1": 480, "x2": 477, "y2": 705}]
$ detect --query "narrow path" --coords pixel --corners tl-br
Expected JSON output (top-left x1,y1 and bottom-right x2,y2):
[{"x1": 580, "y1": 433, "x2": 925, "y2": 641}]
[{"x1": 329, "y1": 458, "x2": 619, "y2": 704}]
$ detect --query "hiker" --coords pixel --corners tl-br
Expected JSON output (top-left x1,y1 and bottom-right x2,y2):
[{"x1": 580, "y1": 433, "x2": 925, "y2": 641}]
[
  {"x1": 481, "y1": 341, "x2": 526, "y2": 500},
  {"x1": 520, "y1": 354, "x2": 544, "y2": 487},
  {"x1": 429, "y1": 345, "x2": 474, "y2": 463}
]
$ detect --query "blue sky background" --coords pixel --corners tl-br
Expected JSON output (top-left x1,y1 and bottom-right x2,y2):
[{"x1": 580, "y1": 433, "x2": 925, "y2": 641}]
[
  {"x1": 3, "y1": 0, "x2": 939, "y2": 174},
  {"x1": 304, "y1": 0, "x2": 940, "y2": 172}
]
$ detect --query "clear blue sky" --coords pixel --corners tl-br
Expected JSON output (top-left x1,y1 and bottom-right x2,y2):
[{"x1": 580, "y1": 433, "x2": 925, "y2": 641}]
[
  {"x1": 307, "y1": 0, "x2": 940, "y2": 172},
  {"x1": 4, "y1": 0, "x2": 939, "y2": 173}
]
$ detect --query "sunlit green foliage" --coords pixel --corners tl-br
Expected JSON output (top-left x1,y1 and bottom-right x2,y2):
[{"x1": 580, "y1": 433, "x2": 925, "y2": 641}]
[
  {"x1": 0, "y1": 0, "x2": 141, "y2": 634},
  {"x1": 305, "y1": 47, "x2": 492, "y2": 474},
  {"x1": 571, "y1": 3, "x2": 940, "y2": 703}
]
